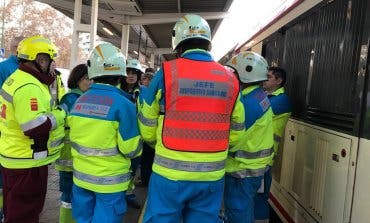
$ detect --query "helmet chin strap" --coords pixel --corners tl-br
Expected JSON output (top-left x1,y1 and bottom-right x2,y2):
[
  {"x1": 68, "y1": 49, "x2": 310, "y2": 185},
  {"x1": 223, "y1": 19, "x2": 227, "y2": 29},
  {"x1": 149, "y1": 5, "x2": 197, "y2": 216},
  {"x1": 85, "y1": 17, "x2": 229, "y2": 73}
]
[{"x1": 33, "y1": 60, "x2": 52, "y2": 75}]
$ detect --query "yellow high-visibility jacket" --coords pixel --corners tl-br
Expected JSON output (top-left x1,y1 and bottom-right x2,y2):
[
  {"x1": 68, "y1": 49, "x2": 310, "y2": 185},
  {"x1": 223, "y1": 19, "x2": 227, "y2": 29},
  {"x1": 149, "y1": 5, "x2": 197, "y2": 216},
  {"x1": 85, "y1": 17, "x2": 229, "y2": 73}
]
[{"x1": 0, "y1": 68, "x2": 65, "y2": 168}]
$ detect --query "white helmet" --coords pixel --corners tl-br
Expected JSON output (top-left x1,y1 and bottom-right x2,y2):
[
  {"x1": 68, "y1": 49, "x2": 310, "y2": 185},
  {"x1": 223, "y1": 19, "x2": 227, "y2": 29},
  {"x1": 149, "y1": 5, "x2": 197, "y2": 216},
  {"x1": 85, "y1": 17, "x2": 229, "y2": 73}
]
[
  {"x1": 226, "y1": 51, "x2": 268, "y2": 83},
  {"x1": 87, "y1": 42, "x2": 126, "y2": 80},
  {"x1": 126, "y1": 59, "x2": 143, "y2": 74},
  {"x1": 172, "y1": 14, "x2": 211, "y2": 51}
]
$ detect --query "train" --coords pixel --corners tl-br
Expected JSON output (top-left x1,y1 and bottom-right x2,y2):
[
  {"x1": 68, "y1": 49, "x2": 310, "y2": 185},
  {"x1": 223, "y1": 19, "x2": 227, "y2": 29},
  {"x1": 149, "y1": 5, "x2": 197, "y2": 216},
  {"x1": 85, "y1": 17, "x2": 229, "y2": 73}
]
[{"x1": 220, "y1": 0, "x2": 370, "y2": 222}]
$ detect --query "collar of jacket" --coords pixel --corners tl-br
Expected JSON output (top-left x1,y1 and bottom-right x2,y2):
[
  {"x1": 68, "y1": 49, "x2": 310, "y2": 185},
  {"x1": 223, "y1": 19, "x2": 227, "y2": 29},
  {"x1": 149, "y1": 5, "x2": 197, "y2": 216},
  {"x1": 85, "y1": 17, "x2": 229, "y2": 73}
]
[
  {"x1": 181, "y1": 49, "x2": 213, "y2": 62},
  {"x1": 8, "y1": 55, "x2": 18, "y2": 62},
  {"x1": 241, "y1": 85, "x2": 260, "y2": 96},
  {"x1": 69, "y1": 88, "x2": 84, "y2": 95},
  {"x1": 91, "y1": 83, "x2": 128, "y2": 96},
  {"x1": 271, "y1": 87, "x2": 285, "y2": 96},
  {"x1": 19, "y1": 63, "x2": 55, "y2": 86}
]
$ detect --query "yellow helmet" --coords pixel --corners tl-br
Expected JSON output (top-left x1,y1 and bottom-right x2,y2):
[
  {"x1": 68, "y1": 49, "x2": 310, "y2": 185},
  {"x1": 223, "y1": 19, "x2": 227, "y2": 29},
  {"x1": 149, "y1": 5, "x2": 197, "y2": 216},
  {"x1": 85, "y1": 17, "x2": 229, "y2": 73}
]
[{"x1": 17, "y1": 35, "x2": 58, "y2": 61}]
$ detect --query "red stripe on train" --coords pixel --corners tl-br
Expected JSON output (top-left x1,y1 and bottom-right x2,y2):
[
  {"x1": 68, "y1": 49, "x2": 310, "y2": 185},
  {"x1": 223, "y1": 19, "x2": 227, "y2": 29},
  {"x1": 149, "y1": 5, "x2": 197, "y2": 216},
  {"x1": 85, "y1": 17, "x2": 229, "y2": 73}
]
[{"x1": 269, "y1": 192, "x2": 295, "y2": 223}]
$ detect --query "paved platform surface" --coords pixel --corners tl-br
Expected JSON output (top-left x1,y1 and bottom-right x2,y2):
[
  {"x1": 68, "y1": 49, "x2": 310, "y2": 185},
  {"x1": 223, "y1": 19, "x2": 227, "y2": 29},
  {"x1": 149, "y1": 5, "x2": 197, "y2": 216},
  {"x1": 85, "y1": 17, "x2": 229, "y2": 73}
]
[
  {"x1": 40, "y1": 165, "x2": 147, "y2": 223},
  {"x1": 39, "y1": 166, "x2": 282, "y2": 223}
]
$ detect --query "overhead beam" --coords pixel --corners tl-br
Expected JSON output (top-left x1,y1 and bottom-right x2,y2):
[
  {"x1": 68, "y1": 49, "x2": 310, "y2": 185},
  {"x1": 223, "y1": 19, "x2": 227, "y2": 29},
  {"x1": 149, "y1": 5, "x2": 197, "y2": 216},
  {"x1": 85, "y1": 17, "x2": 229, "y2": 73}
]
[
  {"x1": 100, "y1": 12, "x2": 229, "y2": 26},
  {"x1": 99, "y1": 0, "x2": 137, "y2": 7},
  {"x1": 146, "y1": 48, "x2": 173, "y2": 55},
  {"x1": 37, "y1": 0, "x2": 142, "y2": 17},
  {"x1": 120, "y1": 12, "x2": 229, "y2": 25},
  {"x1": 40, "y1": 0, "x2": 226, "y2": 26}
]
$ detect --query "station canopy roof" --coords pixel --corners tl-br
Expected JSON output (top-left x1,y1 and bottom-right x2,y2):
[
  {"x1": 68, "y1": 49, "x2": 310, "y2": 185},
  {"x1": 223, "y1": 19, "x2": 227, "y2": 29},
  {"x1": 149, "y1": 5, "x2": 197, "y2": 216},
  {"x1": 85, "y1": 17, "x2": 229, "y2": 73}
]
[{"x1": 36, "y1": 0, "x2": 233, "y2": 61}]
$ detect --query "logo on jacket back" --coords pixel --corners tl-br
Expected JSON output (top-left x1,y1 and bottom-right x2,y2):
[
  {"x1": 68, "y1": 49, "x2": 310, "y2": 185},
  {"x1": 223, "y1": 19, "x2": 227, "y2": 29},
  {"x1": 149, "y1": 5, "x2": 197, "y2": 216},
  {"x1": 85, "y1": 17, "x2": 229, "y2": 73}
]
[{"x1": 30, "y1": 98, "x2": 38, "y2": 111}]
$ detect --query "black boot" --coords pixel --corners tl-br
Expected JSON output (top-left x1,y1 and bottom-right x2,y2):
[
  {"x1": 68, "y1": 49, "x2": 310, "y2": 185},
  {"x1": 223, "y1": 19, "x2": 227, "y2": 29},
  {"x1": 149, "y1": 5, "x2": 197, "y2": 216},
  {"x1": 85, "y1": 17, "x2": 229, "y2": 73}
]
[{"x1": 126, "y1": 193, "x2": 141, "y2": 209}]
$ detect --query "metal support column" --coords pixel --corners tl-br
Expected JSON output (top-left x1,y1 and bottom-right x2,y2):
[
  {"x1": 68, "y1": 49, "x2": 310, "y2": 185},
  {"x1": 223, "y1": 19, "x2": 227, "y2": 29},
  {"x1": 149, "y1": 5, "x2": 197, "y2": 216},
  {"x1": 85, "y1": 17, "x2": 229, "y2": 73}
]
[
  {"x1": 69, "y1": 0, "x2": 82, "y2": 69},
  {"x1": 90, "y1": 0, "x2": 98, "y2": 51},
  {"x1": 121, "y1": 24, "x2": 130, "y2": 58},
  {"x1": 69, "y1": 0, "x2": 95, "y2": 69},
  {"x1": 150, "y1": 54, "x2": 155, "y2": 68}
]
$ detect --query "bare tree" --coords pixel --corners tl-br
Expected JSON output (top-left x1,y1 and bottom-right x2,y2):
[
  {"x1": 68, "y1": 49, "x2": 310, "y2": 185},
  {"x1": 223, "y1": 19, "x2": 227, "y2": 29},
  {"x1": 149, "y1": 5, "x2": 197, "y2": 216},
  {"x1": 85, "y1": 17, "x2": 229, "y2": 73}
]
[{"x1": 1, "y1": 0, "x2": 88, "y2": 68}]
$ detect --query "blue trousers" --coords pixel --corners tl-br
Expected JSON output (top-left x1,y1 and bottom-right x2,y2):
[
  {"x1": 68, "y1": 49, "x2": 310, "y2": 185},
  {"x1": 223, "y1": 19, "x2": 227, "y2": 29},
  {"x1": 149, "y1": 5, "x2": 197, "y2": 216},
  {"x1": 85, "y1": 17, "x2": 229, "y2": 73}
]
[
  {"x1": 144, "y1": 172, "x2": 224, "y2": 223},
  {"x1": 254, "y1": 168, "x2": 272, "y2": 220},
  {"x1": 72, "y1": 184, "x2": 126, "y2": 223},
  {"x1": 224, "y1": 175, "x2": 263, "y2": 223},
  {"x1": 140, "y1": 142, "x2": 155, "y2": 186},
  {"x1": 59, "y1": 171, "x2": 73, "y2": 203}
]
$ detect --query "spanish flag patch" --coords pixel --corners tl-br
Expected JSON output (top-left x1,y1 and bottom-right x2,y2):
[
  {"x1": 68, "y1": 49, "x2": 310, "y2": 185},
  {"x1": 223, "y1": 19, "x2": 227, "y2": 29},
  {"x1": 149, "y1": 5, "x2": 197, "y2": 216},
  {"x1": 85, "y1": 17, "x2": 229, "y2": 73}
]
[{"x1": 30, "y1": 98, "x2": 38, "y2": 111}]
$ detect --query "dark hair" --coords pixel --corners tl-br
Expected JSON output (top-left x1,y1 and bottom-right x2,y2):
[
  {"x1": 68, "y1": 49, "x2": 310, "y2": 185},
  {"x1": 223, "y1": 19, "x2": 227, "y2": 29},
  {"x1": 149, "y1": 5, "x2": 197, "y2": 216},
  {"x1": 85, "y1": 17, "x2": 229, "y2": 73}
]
[
  {"x1": 145, "y1": 67, "x2": 155, "y2": 73},
  {"x1": 176, "y1": 38, "x2": 211, "y2": 55},
  {"x1": 268, "y1": 67, "x2": 287, "y2": 87},
  {"x1": 67, "y1": 64, "x2": 88, "y2": 89},
  {"x1": 93, "y1": 76, "x2": 120, "y2": 86},
  {"x1": 120, "y1": 68, "x2": 140, "y2": 93}
]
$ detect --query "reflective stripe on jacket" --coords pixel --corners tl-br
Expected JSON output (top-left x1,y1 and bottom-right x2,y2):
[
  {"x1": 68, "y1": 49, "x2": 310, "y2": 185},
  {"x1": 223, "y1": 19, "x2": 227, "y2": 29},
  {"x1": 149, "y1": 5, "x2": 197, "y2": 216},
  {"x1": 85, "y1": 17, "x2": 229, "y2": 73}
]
[
  {"x1": 48, "y1": 75, "x2": 67, "y2": 153},
  {"x1": 226, "y1": 85, "x2": 274, "y2": 178},
  {"x1": 69, "y1": 83, "x2": 141, "y2": 193},
  {"x1": 0, "y1": 69, "x2": 65, "y2": 168},
  {"x1": 55, "y1": 89, "x2": 83, "y2": 172},
  {"x1": 162, "y1": 58, "x2": 239, "y2": 152}
]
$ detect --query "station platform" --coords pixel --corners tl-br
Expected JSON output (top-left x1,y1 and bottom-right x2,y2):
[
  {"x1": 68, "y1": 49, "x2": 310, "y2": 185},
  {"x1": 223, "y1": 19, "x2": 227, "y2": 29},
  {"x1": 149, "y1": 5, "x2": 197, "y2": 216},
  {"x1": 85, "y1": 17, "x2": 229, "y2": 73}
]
[{"x1": 40, "y1": 165, "x2": 147, "y2": 223}]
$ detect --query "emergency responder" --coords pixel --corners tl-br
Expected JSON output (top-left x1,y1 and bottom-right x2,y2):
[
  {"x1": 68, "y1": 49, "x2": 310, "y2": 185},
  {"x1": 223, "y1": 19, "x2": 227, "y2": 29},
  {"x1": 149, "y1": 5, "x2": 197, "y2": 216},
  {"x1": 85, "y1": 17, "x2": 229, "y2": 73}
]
[
  {"x1": 56, "y1": 63, "x2": 91, "y2": 223},
  {"x1": 120, "y1": 59, "x2": 142, "y2": 103},
  {"x1": 139, "y1": 71, "x2": 155, "y2": 187},
  {"x1": 49, "y1": 60, "x2": 67, "y2": 105},
  {"x1": 139, "y1": 14, "x2": 245, "y2": 223},
  {"x1": 140, "y1": 71, "x2": 154, "y2": 87},
  {"x1": 0, "y1": 36, "x2": 23, "y2": 87},
  {"x1": 224, "y1": 51, "x2": 274, "y2": 223},
  {"x1": 0, "y1": 35, "x2": 23, "y2": 220},
  {"x1": 120, "y1": 58, "x2": 143, "y2": 209},
  {"x1": 254, "y1": 67, "x2": 292, "y2": 222},
  {"x1": 0, "y1": 35, "x2": 66, "y2": 223},
  {"x1": 68, "y1": 42, "x2": 141, "y2": 223}
]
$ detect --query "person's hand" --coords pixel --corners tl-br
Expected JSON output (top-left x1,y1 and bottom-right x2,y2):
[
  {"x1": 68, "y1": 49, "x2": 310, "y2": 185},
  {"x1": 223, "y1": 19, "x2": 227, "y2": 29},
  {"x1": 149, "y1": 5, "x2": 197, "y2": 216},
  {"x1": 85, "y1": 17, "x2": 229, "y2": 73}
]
[{"x1": 49, "y1": 60, "x2": 57, "y2": 76}]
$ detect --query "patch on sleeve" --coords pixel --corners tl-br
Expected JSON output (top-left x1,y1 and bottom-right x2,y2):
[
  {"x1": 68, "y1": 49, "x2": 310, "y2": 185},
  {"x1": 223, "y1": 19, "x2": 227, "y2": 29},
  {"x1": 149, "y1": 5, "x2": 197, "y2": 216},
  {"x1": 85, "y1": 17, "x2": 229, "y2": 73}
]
[
  {"x1": 259, "y1": 97, "x2": 270, "y2": 112},
  {"x1": 30, "y1": 98, "x2": 38, "y2": 111},
  {"x1": 0, "y1": 104, "x2": 6, "y2": 119}
]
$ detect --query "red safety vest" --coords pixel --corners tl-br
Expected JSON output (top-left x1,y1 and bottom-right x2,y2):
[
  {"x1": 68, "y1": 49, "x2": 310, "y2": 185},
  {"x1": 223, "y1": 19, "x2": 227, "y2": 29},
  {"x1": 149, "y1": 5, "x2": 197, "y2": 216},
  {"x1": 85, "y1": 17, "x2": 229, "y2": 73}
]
[{"x1": 162, "y1": 58, "x2": 239, "y2": 152}]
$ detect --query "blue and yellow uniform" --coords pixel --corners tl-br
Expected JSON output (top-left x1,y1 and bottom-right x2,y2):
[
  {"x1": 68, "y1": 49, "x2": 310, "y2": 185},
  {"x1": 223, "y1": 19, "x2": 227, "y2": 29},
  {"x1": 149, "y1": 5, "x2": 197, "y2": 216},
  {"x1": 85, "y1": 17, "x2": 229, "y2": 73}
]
[
  {"x1": 224, "y1": 85, "x2": 274, "y2": 223},
  {"x1": 139, "y1": 50, "x2": 245, "y2": 222},
  {"x1": 0, "y1": 55, "x2": 19, "y2": 88},
  {"x1": 69, "y1": 83, "x2": 141, "y2": 223},
  {"x1": 120, "y1": 85, "x2": 142, "y2": 209},
  {"x1": 268, "y1": 87, "x2": 292, "y2": 156},
  {"x1": 254, "y1": 87, "x2": 291, "y2": 221}
]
